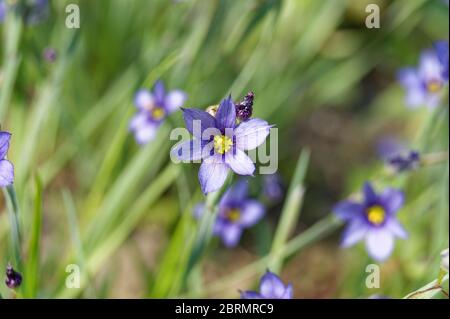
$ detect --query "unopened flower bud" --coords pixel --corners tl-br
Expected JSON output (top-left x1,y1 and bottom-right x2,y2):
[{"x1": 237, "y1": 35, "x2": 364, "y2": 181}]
[{"x1": 5, "y1": 264, "x2": 22, "y2": 289}]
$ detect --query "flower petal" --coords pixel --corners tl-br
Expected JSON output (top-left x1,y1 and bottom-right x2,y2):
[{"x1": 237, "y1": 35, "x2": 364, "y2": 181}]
[
  {"x1": 129, "y1": 112, "x2": 146, "y2": 130},
  {"x1": 385, "y1": 218, "x2": 408, "y2": 239},
  {"x1": 379, "y1": 188, "x2": 404, "y2": 215},
  {"x1": 259, "y1": 271, "x2": 287, "y2": 299},
  {"x1": 419, "y1": 50, "x2": 443, "y2": 83},
  {"x1": 0, "y1": 160, "x2": 14, "y2": 187},
  {"x1": 133, "y1": 121, "x2": 159, "y2": 145},
  {"x1": 363, "y1": 182, "x2": 378, "y2": 206},
  {"x1": 134, "y1": 89, "x2": 154, "y2": 110},
  {"x1": 219, "y1": 179, "x2": 249, "y2": 207},
  {"x1": 434, "y1": 40, "x2": 449, "y2": 79},
  {"x1": 226, "y1": 149, "x2": 255, "y2": 176},
  {"x1": 365, "y1": 229, "x2": 395, "y2": 262},
  {"x1": 198, "y1": 155, "x2": 229, "y2": 194},
  {"x1": 235, "y1": 119, "x2": 272, "y2": 151},
  {"x1": 0, "y1": 131, "x2": 12, "y2": 159},
  {"x1": 171, "y1": 139, "x2": 206, "y2": 162},
  {"x1": 239, "y1": 200, "x2": 265, "y2": 227},
  {"x1": 153, "y1": 80, "x2": 166, "y2": 105},
  {"x1": 216, "y1": 95, "x2": 236, "y2": 130},
  {"x1": 220, "y1": 224, "x2": 242, "y2": 247},
  {"x1": 240, "y1": 291, "x2": 263, "y2": 299},
  {"x1": 333, "y1": 200, "x2": 364, "y2": 221},
  {"x1": 397, "y1": 68, "x2": 426, "y2": 108},
  {"x1": 341, "y1": 218, "x2": 368, "y2": 248},
  {"x1": 165, "y1": 90, "x2": 187, "y2": 113},
  {"x1": 282, "y1": 284, "x2": 294, "y2": 299},
  {"x1": 182, "y1": 108, "x2": 217, "y2": 139}
]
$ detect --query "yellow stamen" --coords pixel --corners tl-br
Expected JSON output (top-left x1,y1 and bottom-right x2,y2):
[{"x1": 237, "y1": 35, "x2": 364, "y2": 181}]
[
  {"x1": 214, "y1": 135, "x2": 233, "y2": 154},
  {"x1": 227, "y1": 209, "x2": 241, "y2": 222},
  {"x1": 427, "y1": 80, "x2": 442, "y2": 93},
  {"x1": 367, "y1": 206, "x2": 386, "y2": 225},
  {"x1": 151, "y1": 107, "x2": 166, "y2": 120}
]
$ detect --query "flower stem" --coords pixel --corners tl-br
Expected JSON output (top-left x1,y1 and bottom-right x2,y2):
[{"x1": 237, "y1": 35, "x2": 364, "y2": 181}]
[
  {"x1": 3, "y1": 185, "x2": 23, "y2": 271},
  {"x1": 184, "y1": 174, "x2": 234, "y2": 283}
]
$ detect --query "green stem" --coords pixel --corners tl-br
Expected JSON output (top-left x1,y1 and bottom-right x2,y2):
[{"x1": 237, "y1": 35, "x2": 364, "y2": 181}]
[
  {"x1": 3, "y1": 185, "x2": 23, "y2": 271},
  {"x1": 183, "y1": 174, "x2": 234, "y2": 283}
]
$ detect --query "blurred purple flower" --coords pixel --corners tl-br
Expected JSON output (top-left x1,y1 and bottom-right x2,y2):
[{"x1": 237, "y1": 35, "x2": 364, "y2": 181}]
[
  {"x1": 376, "y1": 137, "x2": 420, "y2": 173},
  {"x1": 434, "y1": 40, "x2": 449, "y2": 80},
  {"x1": 42, "y1": 47, "x2": 57, "y2": 63},
  {"x1": 0, "y1": 132, "x2": 14, "y2": 187},
  {"x1": 195, "y1": 180, "x2": 265, "y2": 247},
  {"x1": 0, "y1": 0, "x2": 49, "y2": 24},
  {"x1": 0, "y1": 1, "x2": 6, "y2": 22},
  {"x1": 263, "y1": 173, "x2": 283, "y2": 202},
  {"x1": 387, "y1": 150, "x2": 420, "y2": 173},
  {"x1": 172, "y1": 95, "x2": 272, "y2": 193},
  {"x1": 241, "y1": 271, "x2": 293, "y2": 299},
  {"x1": 398, "y1": 47, "x2": 448, "y2": 109},
  {"x1": 24, "y1": 0, "x2": 49, "y2": 25},
  {"x1": 376, "y1": 136, "x2": 406, "y2": 161},
  {"x1": 333, "y1": 182, "x2": 407, "y2": 262},
  {"x1": 130, "y1": 80, "x2": 187, "y2": 144},
  {"x1": 5, "y1": 264, "x2": 22, "y2": 289}
]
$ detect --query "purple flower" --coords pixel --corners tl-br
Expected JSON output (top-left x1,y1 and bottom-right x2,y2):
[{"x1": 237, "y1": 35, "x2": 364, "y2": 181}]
[
  {"x1": 195, "y1": 181, "x2": 265, "y2": 247},
  {"x1": 0, "y1": 132, "x2": 14, "y2": 187},
  {"x1": 333, "y1": 182, "x2": 408, "y2": 262},
  {"x1": 398, "y1": 47, "x2": 448, "y2": 109},
  {"x1": 172, "y1": 95, "x2": 272, "y2": 193},
  {"x1": 241, "y1": 271, "x2": 293, "y2": 299},
  {"x1": 434, "y1": 41, "x2": 449, "y2": 80},
  {"x1": 130, "y1": 81, "x2": 187, "y2": 144},
  {"x1": 387, "y1": 150, "x2": 420, "y2": 172},
  {"x1": 0, "y1": 0, "x2": 49, "y2": 24},
  {"x1": 0, "y1": 0, "x2": 7, "y2": 22},
  {"x1": 5, "y1": 264, "x2": 22, "y2": 289},
  {"x1": 24, "y1": 0, "x2": 49, "y2": 25},
  {"x1": 42, "y1": 47, "x2": 57, "y2": 63},
  {"x1": 263, "y1": 173, "x2": 283, "y2": 202}
]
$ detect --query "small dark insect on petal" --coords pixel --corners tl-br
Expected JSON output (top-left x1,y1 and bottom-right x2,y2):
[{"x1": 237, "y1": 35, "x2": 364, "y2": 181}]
[
  {"x1": 5, "y1": 264, "x2": 22, "y2": 289},
  {"x1": 235, "y1": 91, "x2": 254, "y2": 122}
]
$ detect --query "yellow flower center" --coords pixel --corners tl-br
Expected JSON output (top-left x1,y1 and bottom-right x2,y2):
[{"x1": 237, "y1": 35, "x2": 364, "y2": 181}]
[
  {"x1": 214, "y1": 135, "x2": 233, "y2": 154},
  {"x1": 427, "y1": 80, "x2": 442, "y2": 93},
  {"x1": 151, "y1": 107, "x2": 166, "y2": 120},
  {"x1": 367, "y1": 206, "x2": 386, "y2": 225},
  {"x1": 226, "y1": 208, "x2": 241, "y2": 222}
]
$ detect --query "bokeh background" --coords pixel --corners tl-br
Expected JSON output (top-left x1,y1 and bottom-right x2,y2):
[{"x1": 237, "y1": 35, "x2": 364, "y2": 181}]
[{"x1": 0, "y1": 0, "x2": 448, "y2": 298}]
